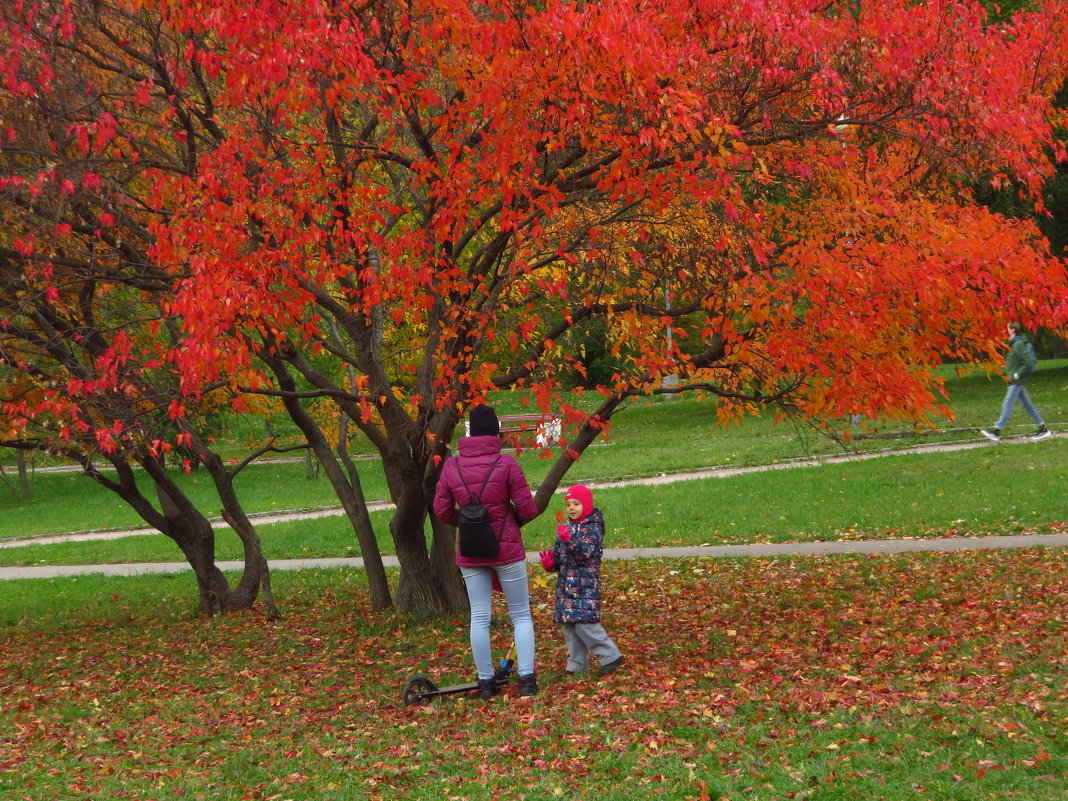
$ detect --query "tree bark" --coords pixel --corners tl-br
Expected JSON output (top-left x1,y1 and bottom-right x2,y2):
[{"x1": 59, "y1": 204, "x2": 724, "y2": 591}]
[
  {"x1": 15, "y1": 449, "x2": 33, "y2": 500},
  {"x1": 384, "y1": 441, "x2": 463, "y2": 613},
  {"x1": 220, "y1": 509, "x2": 278, "y2": 619},
  {"x1": 152, "y1": 477, "x2": 249, "y2": 615},
  {"x1": 427, "y1": 515, "x2": 469, "y2": 610},
  {"x1": 335, "y1": 427, "x2": 394, "y2": 611},
  {"x1": 199, "y1": 449, "x2": 276, "y2": 617},
  {"x1": 265, "y1": 355, "x2": 394, "y2": 610},
  {"x1": 163, "y1": 507, "x2": 234, "y2": 616}
]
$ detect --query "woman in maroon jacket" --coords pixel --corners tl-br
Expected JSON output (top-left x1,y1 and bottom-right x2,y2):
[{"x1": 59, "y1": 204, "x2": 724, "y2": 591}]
[{"x1": 433, "y1": 405, "x2": 541, "y2": 698}]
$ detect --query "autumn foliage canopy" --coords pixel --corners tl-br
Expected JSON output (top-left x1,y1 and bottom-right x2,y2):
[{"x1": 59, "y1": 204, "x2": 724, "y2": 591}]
[{"x1": 144, "y1": 0, "x2": 1068, "y2": 425}]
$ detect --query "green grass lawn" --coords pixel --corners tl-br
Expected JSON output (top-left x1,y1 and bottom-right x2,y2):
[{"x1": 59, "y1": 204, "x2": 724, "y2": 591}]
[
  {"x1": 3, "y1": 438, "x2": 1067, "y2": 567},
  {"x1": 2, "y1": 361, "x2": 1067, "y2": 565},
  {"x1": 2, "y1": 552, "x2": 1065, "y2": 800}
]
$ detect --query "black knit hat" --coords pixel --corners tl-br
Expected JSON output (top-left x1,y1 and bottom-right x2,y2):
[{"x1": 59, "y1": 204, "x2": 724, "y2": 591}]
[{"x1": 469, "y1": 404, "x2": 500, "y2": 437}]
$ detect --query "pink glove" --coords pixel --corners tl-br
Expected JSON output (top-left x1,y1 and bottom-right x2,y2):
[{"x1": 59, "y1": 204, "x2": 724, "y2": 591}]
[
  {"x1": 539, "y1": 550, "x2": 555, "y2": 571},
  {"x1": 557, "y1": 523, "x2": 571, "y2": 543}
]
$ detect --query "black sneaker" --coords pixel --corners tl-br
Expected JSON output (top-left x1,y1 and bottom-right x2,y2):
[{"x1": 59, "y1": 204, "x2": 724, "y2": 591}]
[
  {"x1": 600, "y1": 655, "x2": 625, "y2": 675},
  {"x1": 477, "y1": 678, "x2": 497, "y2": 700},
  {"x1": 1032, "y1": 426, "x2": 1053, "y2": 441},
  {"x1": 980, "y1": 428, "x2": 1001, "y2": 442},
  {"x1": 517, "y1": 673, "x2": 538, "y2": 697}
]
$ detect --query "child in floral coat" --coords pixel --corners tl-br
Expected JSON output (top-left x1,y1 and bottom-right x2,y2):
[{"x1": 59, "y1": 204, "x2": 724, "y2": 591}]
[{"x1": 539, "y1": 484, "x2": 624, "y2": 676}]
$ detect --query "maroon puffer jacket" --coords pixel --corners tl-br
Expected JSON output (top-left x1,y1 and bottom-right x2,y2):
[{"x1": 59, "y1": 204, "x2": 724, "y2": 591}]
[{"x1": 432, "y1": 435, "x2": 539, "y2": 567}]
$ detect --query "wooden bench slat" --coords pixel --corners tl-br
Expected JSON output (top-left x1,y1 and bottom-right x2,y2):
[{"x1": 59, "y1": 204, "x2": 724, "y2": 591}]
[{"x1": 464, "y1": 414, "x2": 561, "y2": 445}]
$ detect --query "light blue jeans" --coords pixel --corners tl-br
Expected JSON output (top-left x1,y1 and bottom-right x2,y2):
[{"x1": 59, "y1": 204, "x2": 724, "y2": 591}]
[
  {"x1": 994, "y1": 383, "x2": 1044, "y2": 430},
  {"x1": 460, "y1": 560, "x2": 535, "y2": 680}
]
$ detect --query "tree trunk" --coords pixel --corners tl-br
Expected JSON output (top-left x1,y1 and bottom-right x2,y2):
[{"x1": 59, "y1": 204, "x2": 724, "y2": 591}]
[
  {"x1": 76, "y1": 457, "x2": 256, "y2": 616},
  {"x1": 385, "y1": 451, "x2": 466, "y2": 614},
  {"x1": 154, "y1": 481, "x2": 249, "y2": 615},
  {"x1": 265, "y1": 362, "x2": 394, "y2": 610},
  {"x1": 200, "y1": 451, "x2": 277, "y2": 617},
  {"x1": 393, "y1": 525, "x2": 456, "y2": 614},
  {"x1": 335, "y1": 427, "x2": 394, "y2": 611},
  {"x1": 220, "y1": 509, "x2": 277, "y2": 618},
  {"x1": 313, "y1": 440, "x2": 393, "y2": 610},
  {"x1": 15, "y1": 449, "x2": 33, "y2": 500},
  {"x1": 427, "y1": 515, "x2": 469, "y2": 609},
  {"x1": 162, "y1": 505, "x2": 240, "y2": 615}
]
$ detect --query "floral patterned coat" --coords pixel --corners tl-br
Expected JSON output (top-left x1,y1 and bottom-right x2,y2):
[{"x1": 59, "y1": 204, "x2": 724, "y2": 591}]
[{"x1": 545, "y1": 508, "x2": 606, "y2": 624}]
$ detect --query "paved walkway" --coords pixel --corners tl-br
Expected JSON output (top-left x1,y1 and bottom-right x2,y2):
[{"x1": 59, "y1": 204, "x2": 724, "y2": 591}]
[
  {"x1": 3, "y1": 532, "x2": 1066, "y2": 581},
  {"x1": 2, "y1": 432, "x2": 1064, "y2": 581}
]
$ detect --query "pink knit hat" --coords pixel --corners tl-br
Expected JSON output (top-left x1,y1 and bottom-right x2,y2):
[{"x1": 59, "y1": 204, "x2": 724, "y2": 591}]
[{"x1": 564, "y1": 484, "x2": 593, "y2": 521}]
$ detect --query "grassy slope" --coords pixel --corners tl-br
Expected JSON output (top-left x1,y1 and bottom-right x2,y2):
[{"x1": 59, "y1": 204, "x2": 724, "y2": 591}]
[{"x1": 2, "y1": 362, "x2": 1066, "y2": 565}]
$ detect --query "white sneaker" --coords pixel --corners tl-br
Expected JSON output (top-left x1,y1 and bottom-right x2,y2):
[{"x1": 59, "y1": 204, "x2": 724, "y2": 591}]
[
  {"x1": 1031, "y1": 427, "x2": 1053, "y2": 441},
  {"x1": 980, "y1": 429, "x2": 1001, "y2": 442}
]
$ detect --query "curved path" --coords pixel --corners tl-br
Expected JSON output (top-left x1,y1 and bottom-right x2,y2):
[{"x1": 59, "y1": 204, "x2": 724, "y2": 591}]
[{"x1": 3, "y1": 531, "x2": 1067, "y2": 581}]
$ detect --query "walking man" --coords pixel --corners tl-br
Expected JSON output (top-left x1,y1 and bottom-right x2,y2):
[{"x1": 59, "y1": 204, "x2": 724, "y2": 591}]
[{"x1": 981, "y1": 322, "x2": 1052, "y2": 442}]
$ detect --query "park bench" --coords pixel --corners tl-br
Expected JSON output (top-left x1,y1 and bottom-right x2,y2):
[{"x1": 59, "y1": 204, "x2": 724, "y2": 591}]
[{"x1": 465, "y1": 413, "x2": 561, "y2": 447}]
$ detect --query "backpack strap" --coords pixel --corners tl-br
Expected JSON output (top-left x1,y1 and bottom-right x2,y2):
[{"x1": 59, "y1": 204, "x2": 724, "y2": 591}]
[
  {"x1": 454, "y1": 455, "x2": 502, "y2": 506},
  {"x1": 454, "y1": 455, "x2": 508, "y2": 545}
]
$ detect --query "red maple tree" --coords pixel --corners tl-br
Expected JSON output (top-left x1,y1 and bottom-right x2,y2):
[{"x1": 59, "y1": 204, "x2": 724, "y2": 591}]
[
  {"x1": 0, "y1": 2, "x2": 285, "y2": 614},
  {"x1": 147, "y1": 0, "x2": 1068, "y2": 610},
  {"x1": 4, "y1": 0, "x2": 1068, "y2": 614}
]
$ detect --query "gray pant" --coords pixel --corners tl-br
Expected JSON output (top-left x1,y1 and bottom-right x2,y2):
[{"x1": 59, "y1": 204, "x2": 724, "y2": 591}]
[{"x1": 560, "y1": 622, "x2": 622, "y2": 673}]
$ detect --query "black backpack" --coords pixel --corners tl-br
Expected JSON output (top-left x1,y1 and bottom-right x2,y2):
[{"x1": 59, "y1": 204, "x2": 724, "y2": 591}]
[{"x1": 454, "y1": 456, "x2": 502, "y2": 558}]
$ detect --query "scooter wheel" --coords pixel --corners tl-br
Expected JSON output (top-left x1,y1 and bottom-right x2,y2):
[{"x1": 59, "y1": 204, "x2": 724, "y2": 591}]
[{"x1": 402, "y1": 675, "x2": 438, "y2": 706}]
